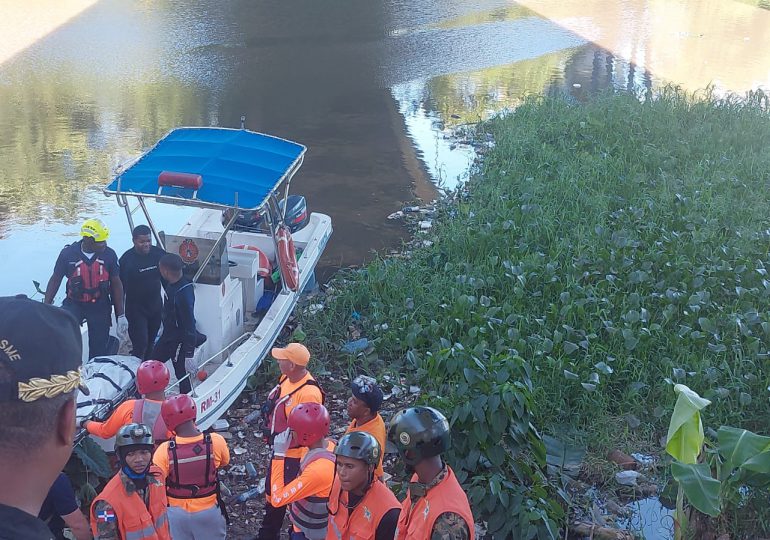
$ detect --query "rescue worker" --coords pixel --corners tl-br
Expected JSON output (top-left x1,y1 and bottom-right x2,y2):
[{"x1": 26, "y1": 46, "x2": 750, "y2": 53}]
[
  {"x1": 344, "y1": 375, "x2": 386, "y2": 479},
  {"x1": 269, "y1": 403, "x2": 335, "y2": 540},
  {"x1": 257, "y1": 343, "x2": 324, "y2": 540},
  {"x1": 388, "y1": 407, "x2": 474, "y2": 540},
  {"x1": 119, "y1": 225, "x2": 165, "y2": 360},
  {"x1": 44, "y1": 218, "x2": 127, "y2": 359},
  {"x1": 81, "y1": 360, "x2": 171, "y2": 443},
  {"x1": 90, "y1": 423, "x2": 170, "y2": 540},
  {"x1": 0, "y1": 295, "x2": 88, "y2": 539},
  {"x1": 152, "y1": 254, "x2": 201, "y2": 394},
  {"x1": 327, "y1": 432, "x2": 400, "y2": 540},
  {"x1": 153, "y1": 394, "x2": 230, "y2": 539},
  {"x1": 39, "y1": 472, "x2": 92, "y2": 540}
]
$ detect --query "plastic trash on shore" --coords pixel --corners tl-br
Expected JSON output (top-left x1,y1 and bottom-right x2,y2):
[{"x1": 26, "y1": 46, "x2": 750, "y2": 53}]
[
  {"x1": 232, "y1": 478, "x2": 266, "y2": 503},
  {"x1": 341, "y1": 338, "x2": 370, "y2": 354},
  {"x1": 615, "y1": 470, "x2": 641, "y2": 487},
  {"x1": 242, "y1": 409, "x2": 262, "y2": 425},
  {"x1": 213, "y1": 419, "x2": 230, "y2": 431},
  {"x1": 245, "y1": 462, "x2": 258, "y2": 478}
]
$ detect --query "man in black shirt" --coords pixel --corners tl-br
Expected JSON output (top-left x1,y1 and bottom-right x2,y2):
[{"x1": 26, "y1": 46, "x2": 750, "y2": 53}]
[
  {"x1": 119, "y1": 225, "x2": 165, "y2": 360},
  {"x1": 0, "y1": 296, "x2": 89, "y2": 540},
  {"x1": 38, "y1": 473, "x2": 91, "y2": 540},
  {"x1": 44, "y1": 218, "x2": 126, "y2": 359},
  {"x1": 152, "y1": 254, "x2": 202, "y2": 394}
]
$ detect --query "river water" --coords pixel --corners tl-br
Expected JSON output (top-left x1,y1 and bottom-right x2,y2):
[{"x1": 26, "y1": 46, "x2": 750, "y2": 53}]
[{"x1": 0, "y1": 0, "x2": 768, "y2": 297}]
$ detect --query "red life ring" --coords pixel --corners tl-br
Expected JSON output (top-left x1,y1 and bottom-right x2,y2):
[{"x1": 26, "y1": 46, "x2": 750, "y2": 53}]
[
  {"x1": 231, "y1": 245, "x2": 272, "y2": 278},
  {"x1": 276, "y1": 225, "x2": 299, "y2": 291}
]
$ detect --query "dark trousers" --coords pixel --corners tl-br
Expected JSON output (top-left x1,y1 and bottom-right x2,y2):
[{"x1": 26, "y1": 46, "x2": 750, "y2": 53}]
[
  {"x1": 152, "y1": 335, "x2": 191, "y2": 394},
  {"x1": 126, "y1": 303, "x2": 161, "y2": 360},
  {"x1": 257, "y1": 456, "x2": 301, "y2": 540},
  {"x1": 62, "y1": 298, "x2": 111, "y2": 358}
]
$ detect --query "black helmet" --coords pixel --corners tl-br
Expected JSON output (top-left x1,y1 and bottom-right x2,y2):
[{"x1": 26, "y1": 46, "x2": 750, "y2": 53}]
[
  {"x1": 388, "y1": 406, "x2": 450, "y2": 466},
  {"x1": 335, "y1": 431, "x2": 381, "y2": 466},
  {"x1": 115, "y1": 423, "x2": 154, "y2": 455},
  {"x1": 351, "y1": 375, "x2": 384, "y2": 413}
]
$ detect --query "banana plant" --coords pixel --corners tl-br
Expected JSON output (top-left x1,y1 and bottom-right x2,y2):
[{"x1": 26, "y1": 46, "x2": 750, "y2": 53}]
[
  {"x1": 665, "y1": 384, "x2": 718, "y2": 539},
  {"x1": 665, "y1": 384, "x2": 770, "y2": 539}
]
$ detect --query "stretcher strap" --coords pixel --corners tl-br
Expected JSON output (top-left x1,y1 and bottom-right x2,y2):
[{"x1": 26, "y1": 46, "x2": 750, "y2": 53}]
[{"x1": 91, "y1": 373, "x2": 124, "y2": 393}]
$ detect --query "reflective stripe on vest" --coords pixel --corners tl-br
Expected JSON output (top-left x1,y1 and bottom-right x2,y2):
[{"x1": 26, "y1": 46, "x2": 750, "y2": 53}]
[
  {"x1": 166, "y1": 434, "x2": 218, "y2": 499},
  {"x1": 133, "y1": 399, "x2": 168, "y2": 443},
  {"x1": 289, "y1": 448, "x2": 335, "y2": 540},
  {"x1": 394, "y1": 467, "x2": 474, "y2": 540}
]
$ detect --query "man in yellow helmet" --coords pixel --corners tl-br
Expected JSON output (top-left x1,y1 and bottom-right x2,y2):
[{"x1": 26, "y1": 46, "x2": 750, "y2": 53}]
[{"x1": 45, "y1": 218, "x2": 127, "y2": 358}]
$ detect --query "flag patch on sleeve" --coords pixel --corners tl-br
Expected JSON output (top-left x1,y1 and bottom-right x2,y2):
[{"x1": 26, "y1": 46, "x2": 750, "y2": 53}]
[{"x1": 96, "y1": 509, "x2": 116, "y2": 523}]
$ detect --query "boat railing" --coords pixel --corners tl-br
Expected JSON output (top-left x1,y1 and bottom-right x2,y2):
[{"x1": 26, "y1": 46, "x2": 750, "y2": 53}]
[{"x1": 168, "y1": 332, "x2": 254, "y2": 396}]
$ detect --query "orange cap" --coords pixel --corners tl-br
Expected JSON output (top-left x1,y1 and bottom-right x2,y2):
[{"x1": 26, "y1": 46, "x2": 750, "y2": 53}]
[{"x1": 271, "y1": 343, "x2": 310, "y2": 367}]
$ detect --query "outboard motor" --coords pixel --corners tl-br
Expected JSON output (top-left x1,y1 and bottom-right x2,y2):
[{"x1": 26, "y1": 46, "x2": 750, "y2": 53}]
[
  {"x1": 227, "y1": 195, "x2": 309, "y2": 233},
  {"x1": 280, "y1": 195, "x2": 309, "y2": 233}
]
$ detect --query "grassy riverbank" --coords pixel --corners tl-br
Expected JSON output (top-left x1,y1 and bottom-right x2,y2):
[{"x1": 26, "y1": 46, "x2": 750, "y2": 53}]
[{"x1": 302, "y1": 88, "x2": 770, "y2": 537}]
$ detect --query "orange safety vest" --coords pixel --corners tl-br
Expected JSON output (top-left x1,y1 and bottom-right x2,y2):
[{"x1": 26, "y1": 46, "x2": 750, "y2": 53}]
[
  {"x1": 394, "y1": 467, "x2": 474, "y2": 540},
  {"x1": 90, "y1": 467, "x2": 170, "y2": 540},
  {"x1": 327, "y1": 477, "x2": 400, "y2": 540}
]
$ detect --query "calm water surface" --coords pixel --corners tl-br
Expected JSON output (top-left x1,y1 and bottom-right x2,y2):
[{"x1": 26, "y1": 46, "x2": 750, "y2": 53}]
[{"x1": 0, "y1": 0, "x2": 768, "y2": 297}]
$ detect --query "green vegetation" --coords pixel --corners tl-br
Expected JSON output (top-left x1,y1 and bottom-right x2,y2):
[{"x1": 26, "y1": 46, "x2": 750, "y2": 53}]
[{"x1": 303, "y1": 88, "x2": 770, "y2": 537}]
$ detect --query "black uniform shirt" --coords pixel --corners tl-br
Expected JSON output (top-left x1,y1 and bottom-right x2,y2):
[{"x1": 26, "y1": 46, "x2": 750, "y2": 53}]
[
  {"x1": 161, "y1": 277, "x2": 197, "y2": 356},
  {"x1": 119, "y1": 245, "x2": 165, "y2": 310},
  {"x1": 52, "y1": 240, "x2": 120, "y2": 305},
  {"x1": 0, "y1": 503, "x2": 54, "y2": 540}
]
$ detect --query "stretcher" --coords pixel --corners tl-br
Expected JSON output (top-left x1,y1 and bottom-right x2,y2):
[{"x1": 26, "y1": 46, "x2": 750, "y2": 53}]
[{"x1": 74, "y1": 355, "x2": 142, "y2": 445}]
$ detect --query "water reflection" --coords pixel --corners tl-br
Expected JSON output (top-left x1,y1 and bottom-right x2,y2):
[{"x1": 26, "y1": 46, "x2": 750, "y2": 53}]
[
  {"x1": 516, "y1": 0, "x2": 770, "y2": 94},
  {"x1": 1, "y1": 0, "x2": 769, "y2": 296}
]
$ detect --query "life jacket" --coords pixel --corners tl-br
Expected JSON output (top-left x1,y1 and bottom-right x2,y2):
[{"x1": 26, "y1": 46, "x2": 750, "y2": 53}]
[
  {"x1": 67, "y1": 251, "x2": 111, "y2": 303},
  {"x1": 90, "y1": 467, "x2": 170, "y2": 540},
  {"x1": 264, "y1": 375, "x2": 324, "y2": 448},
  {"x1": 165, "y1": 433, "x2": 218, "y2": 500},
  {"x1": 133, "y1": 399, "x2": 169, "y2": 444},
  {"x1": 327, "y1": 477, "x2": 400, "y2": 540},
  {"x1": 394, "y1": 466, "x2": 474, "y2": 540},
  {"x1": 289, "y1": 447, "x2": 335, "y2": 540}
]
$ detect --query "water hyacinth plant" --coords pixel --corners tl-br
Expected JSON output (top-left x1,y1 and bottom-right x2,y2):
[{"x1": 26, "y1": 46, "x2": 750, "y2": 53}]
[{"x1": 302, "y1": 88, "x2": 770, "y2": 537}]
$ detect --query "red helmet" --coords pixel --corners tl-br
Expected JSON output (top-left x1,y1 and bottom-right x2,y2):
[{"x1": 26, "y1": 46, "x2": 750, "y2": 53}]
[
  {"x1": 288, "y1": 403, "x2": 330, "y2": 446},
  {"x1": 136, "y1": 360, "x2": 170, "y2": 394},
  {"x1": 161, "y1": 394, "x2": 197, "y2": 431}
]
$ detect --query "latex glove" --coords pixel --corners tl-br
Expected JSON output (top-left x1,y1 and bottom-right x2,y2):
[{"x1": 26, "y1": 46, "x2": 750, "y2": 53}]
[
  {"x1": 116, "y1": 315, "x2": 129, "y2": 341},
  {"x1": 273, "y1": 428, "x2": 292, "y2": 457},
  {"x1": 184, "y1": 356, "x2": 198, "y2": 375}
]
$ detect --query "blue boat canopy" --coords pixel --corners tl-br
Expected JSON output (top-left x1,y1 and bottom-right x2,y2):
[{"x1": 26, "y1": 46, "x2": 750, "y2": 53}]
[{"x1": 105, "y1": 128, "x2": 306, "y2": 210}]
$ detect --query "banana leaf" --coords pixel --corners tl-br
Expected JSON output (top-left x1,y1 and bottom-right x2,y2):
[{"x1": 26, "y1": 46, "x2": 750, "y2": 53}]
[
  {"x1": 717, "y1": 426, "x2": 770, "y2": 482},
  {"x1": 671, "y1": 461, "x2": 721, "y2": 517},
  {"x1": 666, "y1": 384, "x2": 711, "y2": 464},
  {"x1": 73, "y1": 437, "x2": 112, "y2": 479}
]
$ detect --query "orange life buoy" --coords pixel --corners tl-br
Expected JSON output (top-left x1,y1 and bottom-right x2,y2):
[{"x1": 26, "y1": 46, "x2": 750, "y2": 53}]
[
  {"x1": 231, "y1": 244, "x2": 272, "y2": 278},
  {"x1": 276, "y1": 225, "x2": 299, "y2": 291}
]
